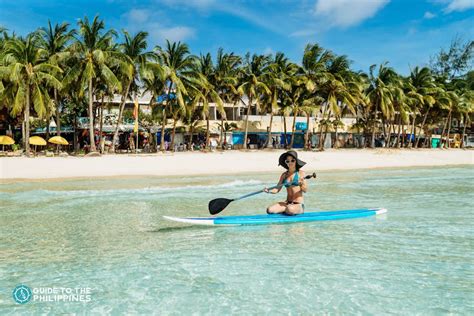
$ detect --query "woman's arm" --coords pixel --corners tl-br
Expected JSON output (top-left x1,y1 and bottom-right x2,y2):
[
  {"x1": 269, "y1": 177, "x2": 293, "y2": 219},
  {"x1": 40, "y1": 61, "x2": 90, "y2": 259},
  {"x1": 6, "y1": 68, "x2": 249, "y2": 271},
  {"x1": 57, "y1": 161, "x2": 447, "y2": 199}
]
[
  {"x1": 264, "y1": 173, "x2": 285, "y2": 194},
  {"x1": 299, "y1": 171, "x2": 307, "y2": 193}
]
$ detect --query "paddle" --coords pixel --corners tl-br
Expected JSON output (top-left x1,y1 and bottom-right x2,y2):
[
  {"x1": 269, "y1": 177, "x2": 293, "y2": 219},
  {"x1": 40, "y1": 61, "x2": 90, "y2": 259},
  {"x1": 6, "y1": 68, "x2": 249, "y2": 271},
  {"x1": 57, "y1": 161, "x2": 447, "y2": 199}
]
[{"x1": 208, "y1": 172, "x2": 317, "y2": 215}]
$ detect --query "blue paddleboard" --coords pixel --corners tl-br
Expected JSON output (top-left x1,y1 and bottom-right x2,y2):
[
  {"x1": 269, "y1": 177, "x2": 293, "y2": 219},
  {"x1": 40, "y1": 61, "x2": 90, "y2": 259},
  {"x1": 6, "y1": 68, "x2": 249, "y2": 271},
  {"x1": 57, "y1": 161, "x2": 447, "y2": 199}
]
[{"x1": 163, "y1": 208, "x2": 387, "y2": 226}]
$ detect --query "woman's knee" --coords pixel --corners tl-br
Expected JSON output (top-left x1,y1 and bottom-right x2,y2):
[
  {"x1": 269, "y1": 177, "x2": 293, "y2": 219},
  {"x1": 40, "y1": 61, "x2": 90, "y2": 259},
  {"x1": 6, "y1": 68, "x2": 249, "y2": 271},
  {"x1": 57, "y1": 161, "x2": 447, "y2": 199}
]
[{"x1": 285, "y1": 205, "x2": 303, "y2": 215}]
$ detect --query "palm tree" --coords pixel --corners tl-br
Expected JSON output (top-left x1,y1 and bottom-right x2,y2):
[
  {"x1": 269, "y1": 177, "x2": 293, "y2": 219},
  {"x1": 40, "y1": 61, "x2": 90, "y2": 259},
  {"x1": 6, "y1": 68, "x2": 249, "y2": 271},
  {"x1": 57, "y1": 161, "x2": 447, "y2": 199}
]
[
  {"x1": 155, "y1": 40, "x2": 201, "y2": 151},
  {"x1": 366, "y1": 63, "x2": 398, "y2": 148},
  {"x1": 37, "y1": 20, "x2": 75, "y2": 137},
  {"x1": 112, "y1": 30, "x2": 155, "y2": 152},
  {"x1": 320, "y1": 56, "x2": 359, "y2": 148},
  {"x1": 213, "y1": 49, "x2": 241, "y2": 148},
  {"x1": 0, "y1": 35, "x2": 61, "y2": 155},
  {"x1": 142, "y1": 64, "x2": 167, "y2": 152},
  {"x1": 404, "y1": 67, "x2": 437, "y2": 148},
  {"x1": 237, "y1": 53, "x2": 271, "y2": 149},
  {"x1": 193, "y1": 52, "x2": 224, "y2": 150},
  {"x1": 64, "y1": 15, "x2": 121, "y2": 152},
  {"x1": 263, "y1": 52, "x2": 296, "y2": 148}
]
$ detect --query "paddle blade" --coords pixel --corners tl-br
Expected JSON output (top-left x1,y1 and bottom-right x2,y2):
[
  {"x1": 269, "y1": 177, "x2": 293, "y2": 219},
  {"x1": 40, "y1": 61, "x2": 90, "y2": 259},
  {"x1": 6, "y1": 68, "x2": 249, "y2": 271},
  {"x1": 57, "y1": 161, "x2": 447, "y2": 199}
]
[{"x1": 209, "y1": 198, "x2": 233, "y2": 215}]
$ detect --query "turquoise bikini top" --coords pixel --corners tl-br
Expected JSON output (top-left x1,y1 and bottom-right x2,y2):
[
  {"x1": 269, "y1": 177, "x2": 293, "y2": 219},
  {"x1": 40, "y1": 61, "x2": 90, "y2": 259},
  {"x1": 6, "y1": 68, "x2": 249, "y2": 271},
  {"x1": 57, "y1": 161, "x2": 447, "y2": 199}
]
[{"x1": 283, "y1": 171, "x2": 299, "y2": 188}]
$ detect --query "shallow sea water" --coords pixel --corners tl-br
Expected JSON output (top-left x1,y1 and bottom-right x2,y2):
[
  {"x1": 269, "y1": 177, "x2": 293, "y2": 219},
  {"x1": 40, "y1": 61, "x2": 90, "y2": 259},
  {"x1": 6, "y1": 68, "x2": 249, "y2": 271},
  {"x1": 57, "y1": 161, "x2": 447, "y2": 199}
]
[{"x1": 1, "y1": 166, "x2": 473, "y2": 314}]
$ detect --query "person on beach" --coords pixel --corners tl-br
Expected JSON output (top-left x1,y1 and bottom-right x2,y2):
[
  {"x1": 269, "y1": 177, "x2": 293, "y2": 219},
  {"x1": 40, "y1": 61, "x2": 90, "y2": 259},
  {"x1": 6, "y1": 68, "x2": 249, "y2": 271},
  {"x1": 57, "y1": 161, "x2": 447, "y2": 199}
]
[{"x1": 264, "y1": 150, "x2": 307, "y2": 215}]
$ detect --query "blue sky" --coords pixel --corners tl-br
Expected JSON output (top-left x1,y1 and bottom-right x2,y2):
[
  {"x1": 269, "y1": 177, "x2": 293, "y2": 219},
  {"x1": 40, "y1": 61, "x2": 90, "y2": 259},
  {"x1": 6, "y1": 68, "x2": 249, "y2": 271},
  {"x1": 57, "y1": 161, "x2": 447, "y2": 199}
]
[{"x1": 1, "y1": 0, "x2": 473, "y2": 75}]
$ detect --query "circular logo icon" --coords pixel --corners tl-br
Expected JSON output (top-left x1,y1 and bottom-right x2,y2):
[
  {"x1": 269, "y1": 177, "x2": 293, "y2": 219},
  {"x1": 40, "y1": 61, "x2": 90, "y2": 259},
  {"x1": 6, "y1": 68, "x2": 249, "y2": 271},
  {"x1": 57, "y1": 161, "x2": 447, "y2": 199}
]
[{"x1": 12, "y1": 284, "x2": 32, "y2": 304}]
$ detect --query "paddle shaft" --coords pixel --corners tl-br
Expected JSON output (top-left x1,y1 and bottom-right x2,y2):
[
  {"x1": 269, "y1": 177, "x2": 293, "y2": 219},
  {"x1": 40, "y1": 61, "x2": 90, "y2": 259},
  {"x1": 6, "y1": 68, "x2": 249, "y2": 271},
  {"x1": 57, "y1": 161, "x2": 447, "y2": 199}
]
[{"x1": 233, "y1": 172, "x2": 317, "y2": 202}]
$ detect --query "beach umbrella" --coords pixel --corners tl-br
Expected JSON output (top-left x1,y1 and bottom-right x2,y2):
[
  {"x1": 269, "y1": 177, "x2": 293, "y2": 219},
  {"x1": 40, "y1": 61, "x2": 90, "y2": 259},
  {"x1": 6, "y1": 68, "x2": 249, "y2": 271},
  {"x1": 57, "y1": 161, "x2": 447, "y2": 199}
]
[
  {"x1": 29, "y1": 136, "x2": 47, "y2": 155},
  {"x1": 48, "y1": 136, "x2": 69, "y2": 153},
  {"x1": 0, "y1": 135, "x2": 15, "y2": 151},
  {"x1": 48, "y1": 136, "x2": 69, "y2": 145},
  {"x1": 29, "y1": 136, "x2": 47, "y2": 146}
]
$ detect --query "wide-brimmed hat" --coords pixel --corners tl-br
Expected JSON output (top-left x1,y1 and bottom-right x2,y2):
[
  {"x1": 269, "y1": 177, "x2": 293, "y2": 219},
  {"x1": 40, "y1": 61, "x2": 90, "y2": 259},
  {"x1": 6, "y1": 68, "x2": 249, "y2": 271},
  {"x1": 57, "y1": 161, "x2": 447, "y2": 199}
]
[{"x1": 278, "y1": 150, "x2": 306, "y2": 170}]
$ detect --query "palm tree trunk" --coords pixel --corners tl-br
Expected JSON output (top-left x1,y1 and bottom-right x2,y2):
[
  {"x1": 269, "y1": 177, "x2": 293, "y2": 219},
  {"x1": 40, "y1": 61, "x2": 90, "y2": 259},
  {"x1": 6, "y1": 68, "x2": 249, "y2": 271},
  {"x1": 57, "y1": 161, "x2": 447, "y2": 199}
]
[
  {"x1": 219, "y1": 117, "x2": 224, "y2": 149},
  {"x1": 170, "y1": 118, "x2": 177, "y2": 152},
  {"x1": 46, "y1": 113, "x2": 50, "y2": 141},
  {"x1": 160, "y1": 110, "x2": 167, "y2": 152},
  {"x1": 415, "y1": 108, "x2": 430, "y2": 148},
  {"x1": 461, "y1": 117, "x2": 468, "y2": 148},
  {"x1": 243, "y1": 95, "x2": 252, "y2": 150},
  {"x1": 371, "y1": 105, "x2": 377, "y2": 148},
  {"x1": 401, "y1": 121, "x2": 406, "y2": 148},
  {"x1": 318, "y1": 105, "x2": 328, "y2": 149},
  {"x1": 189, "y1": 124, "x2": 194, "y2": 150},
  {"x1": 283, "y1": 114, "x2": 288, "y2": 148},
  {"x1": 405, "y1": 115, "x2": 412, "y2": 148},
  {"x1": 333, "y1": 116, "x2": 340, "y2": 149},
  {"x1": 112, "y1": 81, "x2": 131, "y2": 153},
  {"x1": 446, "y1": 112, "x2": 453, "y2": 149},
  {"x1": 266, "y1": 113, "x2": 273, "y2": 148},
  {"x1": 205, "y1": 116, "x2": 210, "y2": 151},
  {"x1": 73, "y1": 115, "x2": 78, "y2": 154},
  {"x1": 396, "y1": 115, "x2": 402, "y2": 148},
  {"x1": 386, "y1": 120, "x2": 392, "y2": 148},
  {"x1": 160, "y1": 82, "x2": 173, "y2": 152},
  {"x1": 24, "y1": 86, "x2": 31, "y2": 155},
  {"x1": 439, "y1": 110, "x2": 450, "y2": 148},
  {"x1": 55, "y1": 89, "x2": 61, "y2": 136},
  {"x1": 321, "y1": 110, "x2": 332, "y2": 150},
  {"x1": 88, "y1": 78, "x2": 96, "y2": 152},
  {"x1": 99, "y1": 96, "x2": 104, "y2": 153},
  {"x1": 410, "y1": 114, "x2": 416, "y2": 148},
  {"x1": 289, "y1": 110, "x2": 297, "y2": 149},
  {"x1": 304, "y1": 113, "x2": 310, "y2": 150}
]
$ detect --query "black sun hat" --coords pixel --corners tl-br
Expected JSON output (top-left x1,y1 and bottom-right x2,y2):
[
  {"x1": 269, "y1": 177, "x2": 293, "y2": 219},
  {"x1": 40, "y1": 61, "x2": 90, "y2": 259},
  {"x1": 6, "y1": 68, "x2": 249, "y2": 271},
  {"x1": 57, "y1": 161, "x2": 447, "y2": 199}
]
[{"x1": 278, "y1": 150, "x2": 306, "y2": 170}]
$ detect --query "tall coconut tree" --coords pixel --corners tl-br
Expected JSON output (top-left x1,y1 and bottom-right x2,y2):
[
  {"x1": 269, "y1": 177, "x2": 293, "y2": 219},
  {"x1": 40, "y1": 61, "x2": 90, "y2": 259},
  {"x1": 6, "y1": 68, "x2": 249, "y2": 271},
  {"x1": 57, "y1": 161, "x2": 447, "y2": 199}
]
[
  {"x1": 37, "y1": 20, "x2": 75, "y2": 137},
  {"x1": 112, "y1": 30, "x2": 155, "y2": 152},
  {"x1": 320, "y1": 56, "x2": 359, "y2": 149},
  {"x1": 155, "y1": 40, "x2": 201, "y2": 151},
  {"x1": 64, "y1": 15, "x2": 121, "y2": 152},
  {"x1": 300, "y1": 43, "x2": 333, "y2": 149},
  {"x1": 193, "y1": 52, "x2": 225, "y2": 150},
  {"x1": 405, "y1": 67, "x2": 437, "y2": 148},
  {"x1": 366, "y1": 63, "x2": 398, "y2": 148},
  {"x1": 0, "y1": 34, "x2": 62, "y2": 155},
  {"x1": 263, "y1": 52, "x2": 296, "y2": 148},
  {"x1": 213, "y1": 49, "x2": 241, "y2": 148},
  {"x1": 237, "y1": 53, "x2": 271, "y2": 149}
]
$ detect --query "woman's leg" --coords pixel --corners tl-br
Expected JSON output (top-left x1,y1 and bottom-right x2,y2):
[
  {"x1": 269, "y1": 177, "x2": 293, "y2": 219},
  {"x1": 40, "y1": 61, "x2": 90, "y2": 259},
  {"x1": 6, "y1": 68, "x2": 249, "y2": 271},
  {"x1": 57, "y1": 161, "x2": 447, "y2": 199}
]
[
  {"x1": 285, "y1": 203, "x2": 304, "y2": 215},
  {"x1": 267, "y1": 202, "x2": 287, "y2": 214}
]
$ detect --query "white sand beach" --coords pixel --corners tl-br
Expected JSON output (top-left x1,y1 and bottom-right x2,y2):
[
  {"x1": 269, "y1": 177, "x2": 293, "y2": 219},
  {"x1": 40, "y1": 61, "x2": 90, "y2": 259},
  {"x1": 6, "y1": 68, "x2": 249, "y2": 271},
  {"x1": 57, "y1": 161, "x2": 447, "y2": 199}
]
[{"x1": 1, "y1": 149, "x2": 473, "y2": 180}]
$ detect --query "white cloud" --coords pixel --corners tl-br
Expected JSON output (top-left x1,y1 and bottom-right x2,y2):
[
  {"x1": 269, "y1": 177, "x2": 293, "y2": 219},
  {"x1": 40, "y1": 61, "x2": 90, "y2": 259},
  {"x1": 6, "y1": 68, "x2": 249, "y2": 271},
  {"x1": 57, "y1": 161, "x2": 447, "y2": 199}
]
[
  {"x1": 159, "y1": 0, "x2": 215, "y2": 8},
  {"x1": 444, "y1": 0, "x2": 474, "y2": 12},
  {"x1": 263, "y1": 47, "x2": 274, "y2": 55},
  {"x1": 314, "y1": 0, "x2": 390, "y2": 27},
  {"x1": 122, "y1": 10, "x2": 195, "y2": 45},
  {"x1": 156, "y1": 26, "x2": 196, "y2": 42},
  {"x1": 125, "y1": 9, "x2": 150, "y2": 23},
  {"x1": 424, "y1": 11, "x2": 436, "y2": 19}
]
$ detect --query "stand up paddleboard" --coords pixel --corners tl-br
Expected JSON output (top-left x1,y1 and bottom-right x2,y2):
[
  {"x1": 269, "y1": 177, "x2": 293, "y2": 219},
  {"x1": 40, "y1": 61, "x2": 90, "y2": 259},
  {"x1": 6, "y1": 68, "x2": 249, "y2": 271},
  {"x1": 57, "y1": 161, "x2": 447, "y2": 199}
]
[{"x1": 163, "y1": 208, "x2": 387, "y2": 226}]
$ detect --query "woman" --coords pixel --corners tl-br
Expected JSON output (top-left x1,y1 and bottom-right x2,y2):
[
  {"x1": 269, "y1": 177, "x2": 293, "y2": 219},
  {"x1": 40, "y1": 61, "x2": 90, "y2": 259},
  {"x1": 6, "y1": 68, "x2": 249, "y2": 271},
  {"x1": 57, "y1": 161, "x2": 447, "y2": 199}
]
[{"x1": 264, "y1": 150, "x2": 307, "y2": 215}]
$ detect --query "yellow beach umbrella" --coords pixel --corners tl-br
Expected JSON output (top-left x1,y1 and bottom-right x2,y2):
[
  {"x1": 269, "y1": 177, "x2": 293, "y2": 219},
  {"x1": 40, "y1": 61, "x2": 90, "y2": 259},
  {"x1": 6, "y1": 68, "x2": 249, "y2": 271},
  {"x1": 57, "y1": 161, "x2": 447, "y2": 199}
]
[
  {"x1": 0, "y1": 135, "x2": 15, "y2": 145},
  {"x1": 0, "y1": 135, "x2": 15, "y2": 151},
  {"x1": 29, "y1": 136, "x2": 47, "y2": 146},
  {"x1": 48, "y1": 136, "x2": 69, "y2": 145}
]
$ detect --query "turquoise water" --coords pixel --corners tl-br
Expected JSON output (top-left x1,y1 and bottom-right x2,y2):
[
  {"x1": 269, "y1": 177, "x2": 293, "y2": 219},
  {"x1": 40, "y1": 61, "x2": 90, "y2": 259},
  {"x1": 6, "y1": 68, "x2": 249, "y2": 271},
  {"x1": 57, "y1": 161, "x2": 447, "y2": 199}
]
[{"x1": 1, "y1": 166, "x2": 473, "y2": 314}]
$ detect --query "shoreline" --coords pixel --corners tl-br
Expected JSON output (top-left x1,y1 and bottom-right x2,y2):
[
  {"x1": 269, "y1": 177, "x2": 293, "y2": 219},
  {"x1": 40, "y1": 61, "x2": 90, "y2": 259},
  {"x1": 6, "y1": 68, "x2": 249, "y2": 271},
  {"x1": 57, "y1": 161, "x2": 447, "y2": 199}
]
[{"x1": 1, "y1": 149, "x2": 473, "y2": 181}]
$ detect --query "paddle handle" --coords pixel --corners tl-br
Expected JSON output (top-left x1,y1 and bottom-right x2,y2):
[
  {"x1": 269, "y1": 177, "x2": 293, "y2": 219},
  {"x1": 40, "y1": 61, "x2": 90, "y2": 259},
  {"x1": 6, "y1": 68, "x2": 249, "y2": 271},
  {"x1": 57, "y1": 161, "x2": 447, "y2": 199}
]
[
  {"x1": 233, "y1": 172, "x2": 317, "y2": 201},
  {"x1": 233, "y1": 185, "x2": 280, "y2": 201}
]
